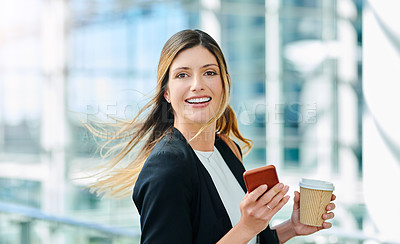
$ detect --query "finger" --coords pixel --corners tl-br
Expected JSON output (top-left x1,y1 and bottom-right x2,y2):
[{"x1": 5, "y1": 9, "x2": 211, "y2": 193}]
[
  {"x1": 258, "y1": 184, "x2": 288, "y2": 206},
  {"x1": 322, "y1": 222, "x2": 332, "y2": 229},
  {"x1": 323, "y1": 212, "x2": 335, "y2": 220},
  {"x1": 263, "y1": 185, "x2": 289, "y2": 209},
  {"x1": 254, "y1": 183, "x2": 284, "y2": 205},
  {"x1": 268, "y1": 183, "x2": 286, "y2": 199},
  {"x1": 331, "y1": 194, "x2": 336, "y2": 201},
  {"x1": 265, "y1": 195, "x2": 290, "y2": 217},
  {"x1": 247, "y1": 184, "x2": 268, "y2": 202},
  {"x1": 326, "y1": 203, "x2": 336, "y2": 211}
]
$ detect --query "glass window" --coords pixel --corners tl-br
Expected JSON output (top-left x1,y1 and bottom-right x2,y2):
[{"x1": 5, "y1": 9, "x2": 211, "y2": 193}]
[
  {"x1": 0, "y1": 0, "x2": 43, "y2": 154},
  {"x1": 0, "y1": 178, "x2": 41, "y2": 208}
]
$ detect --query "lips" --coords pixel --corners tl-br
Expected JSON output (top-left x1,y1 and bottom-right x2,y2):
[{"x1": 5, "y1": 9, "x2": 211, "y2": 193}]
[{"x1": 185, "y1": 96, "x2": 212, "y2": 104}]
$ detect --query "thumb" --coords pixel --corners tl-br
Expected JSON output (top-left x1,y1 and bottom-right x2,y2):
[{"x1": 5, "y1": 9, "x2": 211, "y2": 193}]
[{"x1": 293, "y1": 191, "x2": 300, "y2": 211}]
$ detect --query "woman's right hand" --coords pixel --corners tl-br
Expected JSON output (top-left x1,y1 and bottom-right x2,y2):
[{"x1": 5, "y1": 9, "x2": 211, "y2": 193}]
[{"x1": 237, "y1": 183, "x2": 290, "y2": 238}]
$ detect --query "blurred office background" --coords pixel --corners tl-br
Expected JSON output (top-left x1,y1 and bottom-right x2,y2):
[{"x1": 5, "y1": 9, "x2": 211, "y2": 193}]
[{"x1": 1, "y1": 0, "x2": 399, "y2": 243}]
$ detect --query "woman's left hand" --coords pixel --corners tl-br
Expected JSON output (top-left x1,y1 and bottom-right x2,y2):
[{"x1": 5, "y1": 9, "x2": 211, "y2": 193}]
[{"x1": 290, "y1": 191, "x2": 336, "y2": 236}]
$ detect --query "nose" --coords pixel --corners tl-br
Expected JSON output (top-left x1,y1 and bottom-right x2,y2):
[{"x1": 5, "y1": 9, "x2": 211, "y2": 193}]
[{"x1": 190, "y1": 73, "x2": 204, "y2": 92}]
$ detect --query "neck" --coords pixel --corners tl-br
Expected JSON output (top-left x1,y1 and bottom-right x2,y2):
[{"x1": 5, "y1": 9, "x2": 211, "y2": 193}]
[{"x1": 174, "y1": 122, "x2": 216, "y2": 151}]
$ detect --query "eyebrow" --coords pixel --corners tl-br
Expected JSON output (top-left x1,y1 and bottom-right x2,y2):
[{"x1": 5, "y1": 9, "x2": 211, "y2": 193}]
[{"x1": 172, "y1": 64, "x2": 219, "y2": 73}]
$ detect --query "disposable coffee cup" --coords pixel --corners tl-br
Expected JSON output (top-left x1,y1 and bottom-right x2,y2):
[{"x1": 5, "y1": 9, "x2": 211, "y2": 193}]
[{"x1": 299, "y1": 178, "x2": 335, "y2": 226}]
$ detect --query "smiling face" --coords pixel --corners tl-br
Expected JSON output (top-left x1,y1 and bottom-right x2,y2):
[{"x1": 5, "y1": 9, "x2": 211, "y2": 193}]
[{"x1": 164, "y1": 45, "x2": 223, "y2": 130}]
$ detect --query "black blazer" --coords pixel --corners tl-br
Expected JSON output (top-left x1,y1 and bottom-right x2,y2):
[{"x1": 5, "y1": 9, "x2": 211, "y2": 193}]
[{"x1": 133, "y1": 127, "x2": 279, "y2": 244}]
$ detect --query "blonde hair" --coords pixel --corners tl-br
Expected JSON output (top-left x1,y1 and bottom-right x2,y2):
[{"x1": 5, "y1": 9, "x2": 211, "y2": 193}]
[{"x1": 86, "y1": 29, "x2": 253, "y2": 198}]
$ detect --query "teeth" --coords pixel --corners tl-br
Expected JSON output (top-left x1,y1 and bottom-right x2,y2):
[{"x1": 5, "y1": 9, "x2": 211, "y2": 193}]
[{"x1": 186, "y1": 97, "x2": 211, "y2": 104}]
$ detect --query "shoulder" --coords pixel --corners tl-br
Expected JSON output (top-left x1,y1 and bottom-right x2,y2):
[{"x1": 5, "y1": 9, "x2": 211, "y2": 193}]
[
  {"x1": 144, "y1": 146, "x2": 189, "y2": 176},
  {"x1": 145, "y1": 129, "x2": 192, "y2": 171},
  {"x1": 132, "y1": 130, "x2": 198, "y2": 242},
  {"x1": 133, "y1": 130, "x2": 195, "y2": 210},
  {"x1": 134, "y1": 129, "x2": 195, "y2": 190}
]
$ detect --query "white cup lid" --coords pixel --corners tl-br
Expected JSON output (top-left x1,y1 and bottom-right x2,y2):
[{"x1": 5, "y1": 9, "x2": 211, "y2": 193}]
[{"x1": 299, "y1": 178, "x2": 335, "y2": 191}]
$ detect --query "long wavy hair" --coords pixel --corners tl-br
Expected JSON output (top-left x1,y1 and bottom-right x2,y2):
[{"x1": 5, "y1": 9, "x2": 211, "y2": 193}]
[{"x1": 86, "y1": 29, "x2": 253, "y2": 198}]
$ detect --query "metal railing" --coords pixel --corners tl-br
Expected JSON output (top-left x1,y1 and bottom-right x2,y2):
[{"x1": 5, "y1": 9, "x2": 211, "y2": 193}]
[
  {"x1": 2, "y1": 201, "x2": 399, "y2": 244},
  {"x1": 0, "y1": 201, "x2": 138, "y2": 244}
]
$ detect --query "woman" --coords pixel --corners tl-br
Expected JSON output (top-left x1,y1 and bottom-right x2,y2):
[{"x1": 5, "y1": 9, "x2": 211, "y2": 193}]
[{"x1": 89, "y1": 29, "x2": 336, "y2": 243}]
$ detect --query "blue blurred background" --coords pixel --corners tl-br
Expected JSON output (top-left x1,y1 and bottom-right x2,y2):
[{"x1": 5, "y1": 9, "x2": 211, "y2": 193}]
[{"x1": 1, "y1": 0, "x2": 400, "y2": 243}]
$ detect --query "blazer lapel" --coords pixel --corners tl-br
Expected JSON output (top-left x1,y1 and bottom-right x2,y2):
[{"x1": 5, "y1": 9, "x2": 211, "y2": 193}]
[{"x1": 214, "y1": 136, "x2": 247, "y2": 193}]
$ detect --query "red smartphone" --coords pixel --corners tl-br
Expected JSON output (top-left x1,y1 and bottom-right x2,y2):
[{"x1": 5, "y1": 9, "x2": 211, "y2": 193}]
[{"x1": 243, "y1": 165, "x2": 279, "y2": 193}]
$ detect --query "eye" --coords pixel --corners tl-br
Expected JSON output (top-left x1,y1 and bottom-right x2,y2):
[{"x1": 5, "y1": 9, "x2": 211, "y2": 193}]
[
  {"x1": 176, "y1": 73, "x2": 189, "y2": 79},
  {"x1": 204, "y1": 71, "x2": 217, "y2": 76}
]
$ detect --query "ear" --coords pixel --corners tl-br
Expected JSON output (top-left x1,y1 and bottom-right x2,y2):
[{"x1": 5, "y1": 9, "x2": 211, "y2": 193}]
[{"x1": 164, "y1": 90, "x2": 170, "y2": 103}]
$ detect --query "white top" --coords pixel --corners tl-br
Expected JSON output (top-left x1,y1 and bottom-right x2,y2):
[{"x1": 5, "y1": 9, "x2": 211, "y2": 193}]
[{"x1": 194, "y1": 147, "x2": 257, "y2": 244}]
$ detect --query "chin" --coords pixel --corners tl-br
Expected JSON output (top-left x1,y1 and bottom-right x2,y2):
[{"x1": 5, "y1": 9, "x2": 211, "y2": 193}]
[
  {"x1": 187, "y1": 114, "x2": 215, "y2": 126},
  {"x1": 178, "y1": 109, "x2": 218, "y2": 126},
  {"x1": 188, "y1": 118, "x2": 211, "y2": 125}
]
